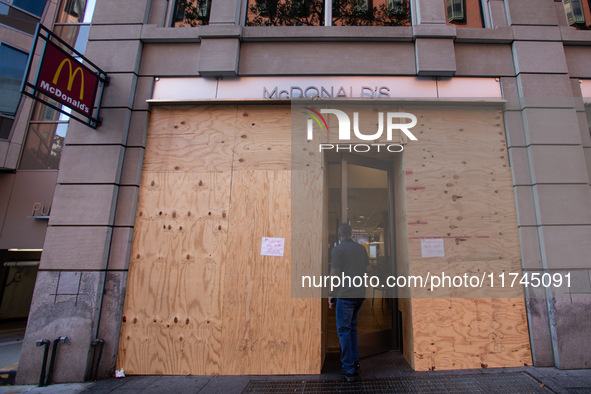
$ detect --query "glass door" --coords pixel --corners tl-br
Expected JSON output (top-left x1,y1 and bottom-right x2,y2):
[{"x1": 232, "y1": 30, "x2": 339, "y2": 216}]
[{"x1": 326, "y1": 154, "x2": 399, "y2": 357}]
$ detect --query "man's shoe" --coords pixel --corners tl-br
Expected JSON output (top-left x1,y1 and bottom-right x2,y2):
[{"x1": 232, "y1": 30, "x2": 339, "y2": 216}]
[
  {"x1": 342, "y1": 372, "x2": 358, "y2": 382},
  {"x1": 355, "y1": 362, "x2": 360, "y2": 376},
  {"x1": 341, "y1": 370, "x2": 358, "y2": 383}
]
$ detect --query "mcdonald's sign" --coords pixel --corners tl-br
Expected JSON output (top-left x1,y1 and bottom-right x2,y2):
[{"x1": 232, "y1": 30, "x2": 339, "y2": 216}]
[
  {"x1": 36, "y1": 40, "x2": 99, "y2": 116},
  {"x1": 22, "y1": 24, "x2": 108, "y2": 128}
]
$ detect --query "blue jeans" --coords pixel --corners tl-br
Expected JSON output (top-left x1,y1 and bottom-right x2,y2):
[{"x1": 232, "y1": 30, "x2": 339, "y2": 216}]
[{"x1": 335, "y1": 298, "x2": 364, "y2": 374}]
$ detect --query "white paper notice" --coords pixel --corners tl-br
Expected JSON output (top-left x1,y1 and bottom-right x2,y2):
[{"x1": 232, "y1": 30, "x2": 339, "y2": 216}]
[
  {"x1": 261, "y1": 237, "x2": 285, "y2": 256},
  {"x1": 421, "y1": 238, "x2": 445, "y2": 258}
]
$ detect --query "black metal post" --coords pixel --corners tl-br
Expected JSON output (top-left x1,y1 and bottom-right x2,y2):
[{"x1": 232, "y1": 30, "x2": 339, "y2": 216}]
[
  {"x1": 35, "y1": 339, "x2": 50, "y2": 387},
  {"x1": 45, "y1": 336, "x2": 68, "y2": 386},
  {"x1": 89, "y1": 339, "x2": 105, "y2": 381}
]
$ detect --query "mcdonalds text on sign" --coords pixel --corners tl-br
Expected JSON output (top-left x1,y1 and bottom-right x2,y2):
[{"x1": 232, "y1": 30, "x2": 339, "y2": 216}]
[{"x1": 36, "y1": 41, "x2": 99, "y2": 116}]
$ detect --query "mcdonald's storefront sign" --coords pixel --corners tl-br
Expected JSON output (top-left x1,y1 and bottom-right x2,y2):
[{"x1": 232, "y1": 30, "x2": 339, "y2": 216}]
[{"x1": 36, "y1": 40, "x2": 99, "y2": 116}]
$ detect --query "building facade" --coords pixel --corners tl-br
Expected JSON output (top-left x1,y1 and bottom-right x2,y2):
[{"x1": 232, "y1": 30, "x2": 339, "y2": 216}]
[
  {"x1": 0, "y1": 0, "x2": 590, "y2": 384},
  {"x1": 0, "y1": 0, "x2": 95, "y2": 364}
]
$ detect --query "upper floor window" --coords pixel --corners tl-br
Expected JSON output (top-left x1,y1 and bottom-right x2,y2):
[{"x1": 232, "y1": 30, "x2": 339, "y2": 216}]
[
  {"x1": 0, "y1": 43, "x2": 28, "y2": 139},
  {"x1": 445, "y1": 0, "x2": 486, "y2": 28},
  {"x1": 563, "y1": 0, "x2": 591, "y2": 29},
  {"x1": 62, "y1": 0, "x2": 87, "y2": 22},
  {"x1": 332, "y1": 0, "x2": 411, "y2": 26},
  {"x1": 19, "y1": 100, "x2": 68, "y2": 170},
  {"x1": 53, "y1": 0, "x2": 94, "y2": 53},
  {"x1": 11, "y1": 0, "x2": 45, "y2": 16},
  {"x1": 0, "y1": 0, "x2": 48, "y2": 34},
  {"x1": 172, "y1": 0, "x2": 211, "y2": 26},
  {"x1": 245, "y1": 0, "x2": 411, "y2": 26},
  {"x1": 247, "y1": 0, "x2": 324, "y2": 25}
]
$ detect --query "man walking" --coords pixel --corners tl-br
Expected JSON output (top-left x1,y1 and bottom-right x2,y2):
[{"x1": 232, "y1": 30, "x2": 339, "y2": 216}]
[{"x1": 328, "y1": 223, "x2": 369, "y2": 382}]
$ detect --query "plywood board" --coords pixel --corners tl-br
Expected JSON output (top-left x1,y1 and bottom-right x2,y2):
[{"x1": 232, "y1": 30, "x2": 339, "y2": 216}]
[
  {"x1": 221, "y1": 170, "x2": 321, "y2": 374},
  {"x1": 232, "y1": 106, "x2": 292, "y2": 171},
  {"x1": 143, "y1": 106, "x2": 238, "y2": 172},
  {"x1": 119, "y1": 105, "x2": 322, "y2": 376},
  {"x1": 119, "y1": 103, "x2": 531, "y2": 375},
  {"x1": 411, "y1": 297, "x2": 531, "y2": 371},
  {"x1": 118, "y1": 171, "x2": 231, "y2": 375},
  {"x1": 401, "y1": 105, "x2": 532, "y2": 370}
]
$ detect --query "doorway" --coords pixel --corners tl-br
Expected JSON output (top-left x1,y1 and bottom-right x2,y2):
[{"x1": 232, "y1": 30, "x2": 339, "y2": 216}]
[
  {"x1": 0, "y1": 250, "x2": 40, "y2": 374},
  {"x1": 325, "y1": 153, "x2": 400, "y2": 358}
]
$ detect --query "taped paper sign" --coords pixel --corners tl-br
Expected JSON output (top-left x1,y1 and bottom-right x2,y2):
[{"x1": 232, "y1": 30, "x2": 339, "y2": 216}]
[
  {"x1": 261, "y1": 237, "x2": 285, "y2": 256},
  {"x1": 421, "y1": 238, "x2": 445, "y2": 258}
]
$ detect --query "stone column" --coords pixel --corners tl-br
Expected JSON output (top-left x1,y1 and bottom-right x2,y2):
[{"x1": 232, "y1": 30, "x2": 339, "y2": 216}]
[
  {"x1": 505, "y1": 0, "x2": 591, "y2": 369},
  {"x1": 414, "y1": 0, "x2": 457, "y2": 76},
  {"x1": 197, "y1": 0, "x2": 242, "y2": 77},
  {"x1": 16, "y1": 0, "x2": 149, "y2": 384}
]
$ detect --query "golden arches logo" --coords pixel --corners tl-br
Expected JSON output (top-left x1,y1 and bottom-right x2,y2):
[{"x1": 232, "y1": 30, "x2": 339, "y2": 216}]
[{"x1": 52, "y1": 58, "x2": 84, "y2": 100}]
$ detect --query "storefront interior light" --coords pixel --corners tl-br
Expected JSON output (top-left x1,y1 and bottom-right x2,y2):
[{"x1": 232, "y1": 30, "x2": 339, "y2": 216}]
[{"x1": 8, "y1": 248, "x2": 43, "y2": 252}]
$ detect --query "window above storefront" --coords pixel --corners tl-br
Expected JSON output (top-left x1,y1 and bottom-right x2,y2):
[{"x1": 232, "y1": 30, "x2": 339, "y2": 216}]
[
  {"x1": 247, "y1": 0, "x2": 324, "y2": 26},
  {"x1": 0, "y1": 43, "x2": 28, "y2": 140},
  {"x1": 53, "y1": 0, "x2": 94, "y2": 51},
  {"x1": 10, "y1": 0, "x2": 46, "y2": 16},
  {"x1": 245, "y1": 0, "x2": 411, "y2": 26},
  {"x1": 172, "y1": 0, "x2": 211, "y2": 26},
  {"x1": 444, "y1": 0, "x2": 488, "y2": 28},
  {"x1": 563, "y1": 0, "x2": 591, "y2": 29},
  {"x1": 0, "y1": 0, "x2": 47, "y2": 34},
  {"x1": 331, "y1": 0, "x2": 411, "y2": 26},
  {"x1": 169, "y1": 0, "x2": 410, "y2": 27}
]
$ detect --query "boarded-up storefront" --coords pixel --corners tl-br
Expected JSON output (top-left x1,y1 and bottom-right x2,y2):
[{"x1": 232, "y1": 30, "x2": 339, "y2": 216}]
[{"x1": 117, "y1": 103, "x2": 532, "y2": 375}]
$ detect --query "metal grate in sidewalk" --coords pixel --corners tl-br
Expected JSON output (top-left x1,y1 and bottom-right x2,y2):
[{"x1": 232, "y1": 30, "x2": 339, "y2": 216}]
[
  {"x1": 564, "y1": 389, "x2": 591, "y2": 394},
  {"x1": 243, "y1": 372, "x2": 552, "y2": 393}
]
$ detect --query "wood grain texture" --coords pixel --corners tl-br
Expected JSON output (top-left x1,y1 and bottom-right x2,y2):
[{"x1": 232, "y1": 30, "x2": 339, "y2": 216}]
[
  {"x1": 118, "y1": 171, "x2": 231, "y2": 375},
  {"x1": 119, "y1": 103, "x2": 530, "y2": 375},
  {"x1": 393, "y1": 153, "x2": 416, "y2": 368},
  {"x1": 232, "y1": 106, "x2": 292, "y2": 171},
  {"x1": 143, "y1": 106, "x2": 238, "y2": 172},
  {"x1": 291, "y1": 168, "x2": 324, "y2": 298},
  {"x1": 119, "y1": 105, "x2": 322, "y2": 376},
  {"x1": 402, "y1": 105, "x2": 531, "y2": 370},
  {"x1": 411, "y1": 297, "x2": 531, "y2": 371},
  {"x1": 220, "y1": 170, "x2": 321, "y2": 374},
  {"x1": 321, "y1": 154, "x2": 330, "y2": 365}
]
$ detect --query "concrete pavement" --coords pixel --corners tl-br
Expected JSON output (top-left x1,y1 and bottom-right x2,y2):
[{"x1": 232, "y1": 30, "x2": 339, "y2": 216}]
[{"x1": 1, "y1": 352, "x2": 590, "y2": 393}]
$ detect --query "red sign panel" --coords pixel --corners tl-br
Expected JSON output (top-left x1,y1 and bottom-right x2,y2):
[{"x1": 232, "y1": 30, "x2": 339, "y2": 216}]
[{"x1": 35, "y1": 41, "x2": 99, "y2": 116}]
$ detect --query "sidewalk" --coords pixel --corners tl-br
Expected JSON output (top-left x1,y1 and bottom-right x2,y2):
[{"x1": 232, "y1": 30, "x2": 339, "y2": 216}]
[{"x1": 1, "y1": 352, "x2": 590, "y2": 393}]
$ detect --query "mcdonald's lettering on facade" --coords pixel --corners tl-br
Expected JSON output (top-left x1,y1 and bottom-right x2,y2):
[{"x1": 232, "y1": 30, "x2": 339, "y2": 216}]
[{"x1": 36, "y1": 40, "x2": 99, "y2": 116}]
